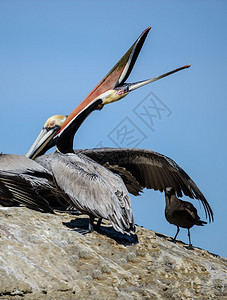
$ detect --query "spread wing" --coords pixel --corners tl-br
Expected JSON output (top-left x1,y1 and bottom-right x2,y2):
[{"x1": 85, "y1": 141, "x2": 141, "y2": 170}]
[{"x1": 75, "y1": 147, "x2": 213, "y2": 223}]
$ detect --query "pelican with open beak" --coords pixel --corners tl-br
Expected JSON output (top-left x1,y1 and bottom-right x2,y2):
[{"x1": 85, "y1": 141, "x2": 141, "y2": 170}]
[
  {"x1": 55, "y1": 27, "x2": 190, "y2": 154},
  {"x1": 24, "y1": 28, "x2": 197, "y2": 236}
]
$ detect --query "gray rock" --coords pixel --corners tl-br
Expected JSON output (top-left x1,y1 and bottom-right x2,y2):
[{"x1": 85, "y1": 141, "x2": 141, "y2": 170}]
[{"x1": 0, "y1": 206, "x2": 226, "y2": 299}]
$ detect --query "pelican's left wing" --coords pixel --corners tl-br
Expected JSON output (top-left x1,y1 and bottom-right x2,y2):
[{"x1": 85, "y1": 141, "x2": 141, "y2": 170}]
[{"x1": 76, "y1": 147, "x2": 213, "y2": 223}]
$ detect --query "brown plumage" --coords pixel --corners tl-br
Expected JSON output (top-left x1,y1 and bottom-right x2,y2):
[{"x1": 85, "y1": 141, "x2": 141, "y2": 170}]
[
  {"x1": 165, "y1": 187, "x2": 207, "y2": 248},
  {"x1": 75, "y1": 147, "x2": 213, "y2": 223}
]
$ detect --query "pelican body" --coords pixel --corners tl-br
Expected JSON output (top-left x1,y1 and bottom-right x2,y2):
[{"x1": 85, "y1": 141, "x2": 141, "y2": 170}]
[{"x1": 35, "y1": 150, "x2": 135, "y2": 234}]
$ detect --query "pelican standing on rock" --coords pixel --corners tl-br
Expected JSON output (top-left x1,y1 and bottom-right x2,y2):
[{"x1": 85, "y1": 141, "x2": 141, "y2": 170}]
[{"x1": 26, "y1": 27, "x2": 212, "y2": 235}]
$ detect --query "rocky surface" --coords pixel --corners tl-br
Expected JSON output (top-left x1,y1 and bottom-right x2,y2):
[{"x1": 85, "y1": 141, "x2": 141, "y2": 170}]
[{"x1": 0, "y1": 206, "x2": 226, "y2": 300}]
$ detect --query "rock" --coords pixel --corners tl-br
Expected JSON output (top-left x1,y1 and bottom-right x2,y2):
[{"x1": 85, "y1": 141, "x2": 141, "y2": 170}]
[{"x1": 0, "y1": 206, "x2": 226, "y2": 299}]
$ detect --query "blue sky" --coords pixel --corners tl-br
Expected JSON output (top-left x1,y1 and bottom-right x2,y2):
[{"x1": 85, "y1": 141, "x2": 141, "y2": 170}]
[{"x1": 0, "y1": 1, "x2": 226, "y2": 257}]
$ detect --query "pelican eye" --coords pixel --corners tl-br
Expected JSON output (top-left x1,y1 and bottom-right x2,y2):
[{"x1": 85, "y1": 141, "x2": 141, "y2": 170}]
[
  {"x1": 117, "y1": 90, "x2": 124, "y2": 95},
  {"x1": 49, "y1": 122, "x2": 55, "y2": 127}
]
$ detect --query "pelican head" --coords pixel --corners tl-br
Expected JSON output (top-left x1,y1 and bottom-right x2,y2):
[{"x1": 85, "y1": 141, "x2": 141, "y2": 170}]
[
  {"x1": 26, "y1": 115, "x2": 67, "y2": 159},
  {"x1": 56, "y1": 27, "x2": 190, "y2": 153}
]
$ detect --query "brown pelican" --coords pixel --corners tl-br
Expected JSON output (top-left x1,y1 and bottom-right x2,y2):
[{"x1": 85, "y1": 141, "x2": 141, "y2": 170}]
[
  {"x1": 165, "y1": 187, "x2": 207, "y2": 248},
  {"x1": 26, "y1": 27, "x2": 212, "y2": 234},
  {"x1": 0, "y1": 115, "x2": 69, "y2": 213}
]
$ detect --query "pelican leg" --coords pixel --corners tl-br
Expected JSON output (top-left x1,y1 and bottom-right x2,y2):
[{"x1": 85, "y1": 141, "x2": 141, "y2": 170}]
[
  {"x1": 74, "y1": 216, "x2": 95, "y2": 235},
  {"x1": 172, "y1": 226, "x2": 180, "y2": 242},
  {"x1": 95, "y1": 218, "x2": 102, "y2": 230},
  {"x1": 187, "y1": 229, "x2": 193, "y2": 249}
]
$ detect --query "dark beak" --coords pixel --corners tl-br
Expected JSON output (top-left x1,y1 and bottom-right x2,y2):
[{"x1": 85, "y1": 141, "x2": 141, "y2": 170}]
[{"x1": 126, "y1": 64, "x2": 191, "y2": 92}]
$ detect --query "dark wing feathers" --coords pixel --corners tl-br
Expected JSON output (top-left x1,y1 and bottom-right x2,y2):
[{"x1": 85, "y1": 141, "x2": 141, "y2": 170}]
[
  {"x1": 102, "y1": 163, "x2": 142, "y2": 196},
  {"x1": 76, "y1": 147, "x2": 213, "y2": 222},
  {"x1": 0, "y1": 154, "x2": 70, "y2": 212},
  {"x1": 0, "y1": 171, "x2": 54, "y2": 212}
]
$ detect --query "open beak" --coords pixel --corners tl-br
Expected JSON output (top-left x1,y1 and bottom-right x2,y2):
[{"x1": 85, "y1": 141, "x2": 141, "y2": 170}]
[
  {"x1": 58, "y1": 27, "x2": 190, "y2": 136},
  {"x1": 57, "y1": 27, "x2": 152, "y2": 135},
  {"x1": 126, "y1": 64, "x2": 191, "y2": 92}
]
